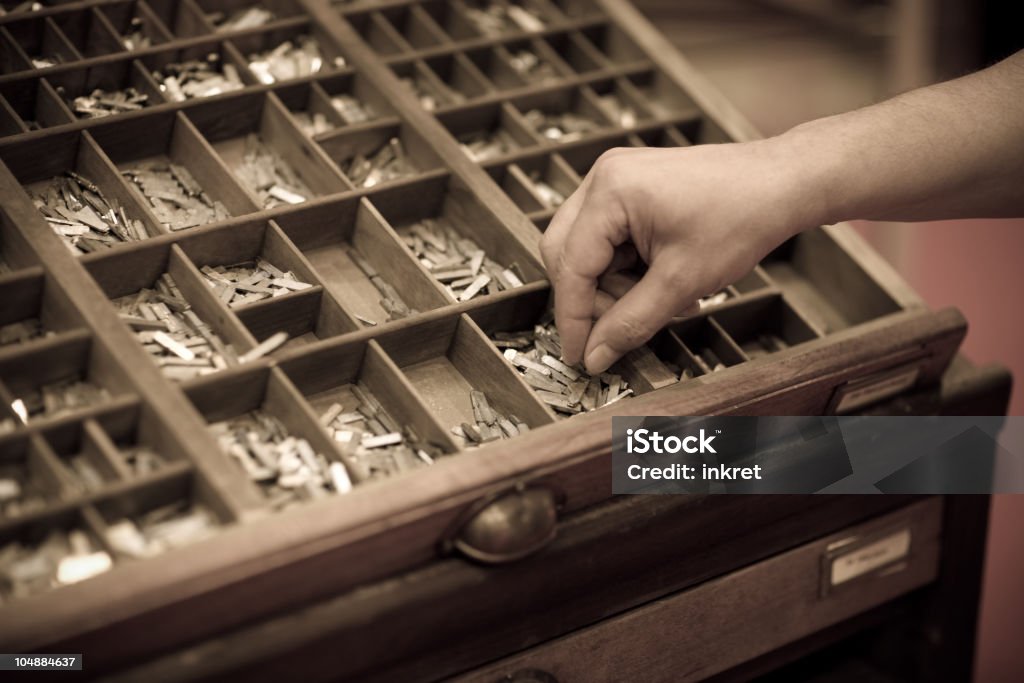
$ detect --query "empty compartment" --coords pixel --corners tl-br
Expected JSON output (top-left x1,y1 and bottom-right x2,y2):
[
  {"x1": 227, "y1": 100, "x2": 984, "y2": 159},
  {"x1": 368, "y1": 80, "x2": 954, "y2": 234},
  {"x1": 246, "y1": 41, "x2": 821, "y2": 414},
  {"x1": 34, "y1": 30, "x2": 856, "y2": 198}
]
[
  {"x1": 318, "y1": 120, "x2": 443, "y2": 188},
  {"x1": 342, "y1": 10, "x2": 411, "y2": 55},
  {"x1": 51, "y1": 8, "x2": 126, "y2": 59},
  {"x1": 556, "y1": 131, "x2": 636, "y2": 176},
  {"x1": 3, "y1": 15, "x2": 80, "y2": 69},
  {"x1": 633, "y1": 124, "x2": 693, "y2": 148},
  {"x1": 39, "y1": 418, "x2": 129, "y2": 494},
  {"x1": 279, "y1": 339, "x2": 457, "y2": 481},
  {"x1": 372, "y1": 174, "x2": 545, "y2": 301},
  {"x1": 0, "y1": 433, "x2": 67, "y2": 518},
  {"x1": 469, "y1": 287, "x2": 675, "y2": 416},
  {"x1": 231, "y1": 23, "x2": 347, "y2": 85},
  {"x1": 0, "y1": 508, "x2": 114, "y2": 601},
  {"x1": 439, "y1": 101, "x2": 538, "y2": 162},
  {"x1": 90, "y1": 401, "x2": 181, "y2": 478},
  {"x1": 92, "y1": 111, "x2": 256, "y2": 231},
  {"x1": 420, "y1": 52, "x2": 492, "y2": 103},
  {"x1": 379, "y1": 314, "x2": 553, "y2": 446},
  {"x1": 390, "y1": 59, "x2": 464, "y2": 111},
  {"x1": 454, "y1": 0, "x2": 560, "y2": 37},
  {"x1": 648, "y1": 328, "x2": 707, "y2": 381},
  {"x1": 542, "y1": 31, "x2": 606, "y2": 74},
  {"x1": 142, "y1": 0, "x2": 211, "y2": 39},
  {"x1": 0, "y1": 335, "x2": 130, "y2": 425},
  {"x1": 196, "y1": 93, "x2": 350, "y2": 207},
  {"x1": 0, "y1": 76, "x2": 74, "y2": 130},
  {"x1": 667, "y1": 316, "x2": 747, "y2": 374},
  {"x1": 196, "y1": 0, "x2": 301, "y2": 32},
  {"x1": 625, "y1": 70, "x2": 700, "y2": 120},
  {"x1": 142, "y1": 40, "x2": 251, "y2": 101},
  {"x1": 0, "y1": 205, "x2": 43, "y2": 275},
  {"x1": 514, "y1": 85, "x2": 614, "y2": 143},
  {"x1": 101, "y1": 0, "x2": 175, "y2": 51},
  {"x1": 179, "y1": 219, "x2": 358, "y2": 351},
  {"x1": 0, "y1": 92, "x2": 25, "y2": 136},
  {"x1": 47, "y1": 58, "x2": 164, "y2": 120},
  {"x1": 92, "y1": 470, "x2": 226, "y2": 560},
  {"x1": 462, "y1": 45, "x2": 532, "y2": 90},
  {"x1": 375, "y1": 3, "x2": 449, "y2": 50},
  {"x1": 712, "y1": 295, "x2": 822, "y2": 360},
  {"x1": 85, "y1": 241, "x2": 256, "y2": 382},
  {"x1": 0, "y1": 26, "x2": 31, "y2": 74},
  {"x1": 275, "y1": 197, "x2": 450, "y2": 327},
  {"x1": 416, "y1": 0, "x2": 487, "y2": 42},
  {"x1": 577, "y1": 23, "x2": 647, "y2": 64},
  {"x1": 733, "y1": 266, "x2": 772, "y2": 294},
  {"x1": 0, "y1": 131, "x2": 161, "y2": 254},
  {"x1": 186, "y1": 366, "x2": 358, "y2": 510},
  {"x1": 0, "y1": 268, "x2": 85, "y2": 349},
  {"x1": 762, "y1": 230, "x2": 903, "y2": 333}
]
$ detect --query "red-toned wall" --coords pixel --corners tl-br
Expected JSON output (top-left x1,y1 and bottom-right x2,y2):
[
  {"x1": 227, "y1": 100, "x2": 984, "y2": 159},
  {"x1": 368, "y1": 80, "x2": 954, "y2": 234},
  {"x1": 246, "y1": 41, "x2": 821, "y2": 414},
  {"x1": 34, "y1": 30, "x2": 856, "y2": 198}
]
[{"x1": 857, "y1": 218, "x2": 1024, "y2": 681}]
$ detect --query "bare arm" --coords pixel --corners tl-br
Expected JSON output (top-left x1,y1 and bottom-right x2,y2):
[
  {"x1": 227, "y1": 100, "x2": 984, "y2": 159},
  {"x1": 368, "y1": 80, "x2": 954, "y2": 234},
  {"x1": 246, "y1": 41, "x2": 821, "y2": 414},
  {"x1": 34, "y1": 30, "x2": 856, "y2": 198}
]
[{"x1": 542, "y1": 50, "x2": 1024, "y2": 375}]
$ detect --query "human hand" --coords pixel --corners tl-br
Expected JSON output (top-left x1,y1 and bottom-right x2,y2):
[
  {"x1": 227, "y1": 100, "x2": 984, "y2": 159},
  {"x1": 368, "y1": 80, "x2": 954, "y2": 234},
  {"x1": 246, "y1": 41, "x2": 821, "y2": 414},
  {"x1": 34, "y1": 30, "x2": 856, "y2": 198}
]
[{"x1": 541, "y1": 137, "x2": 822, "y2": 375}]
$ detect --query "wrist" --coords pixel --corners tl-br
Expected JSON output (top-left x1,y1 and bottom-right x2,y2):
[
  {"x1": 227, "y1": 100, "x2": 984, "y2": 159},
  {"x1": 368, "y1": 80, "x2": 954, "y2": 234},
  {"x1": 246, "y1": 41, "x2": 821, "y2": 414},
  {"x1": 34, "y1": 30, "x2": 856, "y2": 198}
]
[{"x1": 772, "y1": 117, "x2": 851, "y2": 231}]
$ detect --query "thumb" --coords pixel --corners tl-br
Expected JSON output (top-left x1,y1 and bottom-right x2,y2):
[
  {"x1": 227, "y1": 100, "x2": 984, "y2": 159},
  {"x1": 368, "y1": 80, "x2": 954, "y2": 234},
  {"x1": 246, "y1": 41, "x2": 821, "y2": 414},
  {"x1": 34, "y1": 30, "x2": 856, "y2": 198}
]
[{"x1": 583, "y1": 260, "x2": 700, "y2": 374}]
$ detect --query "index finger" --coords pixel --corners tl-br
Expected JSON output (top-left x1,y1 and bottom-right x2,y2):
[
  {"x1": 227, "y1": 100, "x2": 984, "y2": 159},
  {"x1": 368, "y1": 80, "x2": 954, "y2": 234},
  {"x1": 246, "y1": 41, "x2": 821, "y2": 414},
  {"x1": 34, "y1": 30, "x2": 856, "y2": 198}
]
[{"x1": 554, "y1": 189, "x2": 630, "y2": 365}]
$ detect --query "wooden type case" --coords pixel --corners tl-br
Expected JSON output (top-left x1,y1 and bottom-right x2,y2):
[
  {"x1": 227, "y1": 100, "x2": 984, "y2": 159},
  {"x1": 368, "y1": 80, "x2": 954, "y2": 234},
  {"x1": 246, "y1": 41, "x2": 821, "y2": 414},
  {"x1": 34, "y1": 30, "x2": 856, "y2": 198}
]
[{"x1": 0, "y1": 0, "x2": 1005, "y2": 679}]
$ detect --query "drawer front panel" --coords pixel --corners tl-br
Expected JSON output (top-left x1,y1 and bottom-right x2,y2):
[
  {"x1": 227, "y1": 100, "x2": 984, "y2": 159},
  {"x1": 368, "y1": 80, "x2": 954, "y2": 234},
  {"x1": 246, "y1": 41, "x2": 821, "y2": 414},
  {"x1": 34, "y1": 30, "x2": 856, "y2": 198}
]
[{"x1": 457, "y1": 498, "x2": 942, "y2": 683}]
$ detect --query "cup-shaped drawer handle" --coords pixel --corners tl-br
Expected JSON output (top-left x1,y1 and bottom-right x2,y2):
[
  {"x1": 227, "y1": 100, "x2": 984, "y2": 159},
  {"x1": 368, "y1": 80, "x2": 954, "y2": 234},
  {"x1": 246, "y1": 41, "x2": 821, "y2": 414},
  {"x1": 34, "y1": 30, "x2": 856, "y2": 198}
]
[
  {"x1": 442, "y1": 483, "x2": 564, "y2": 564},
  {"x1": 497, "y1": 669, "x2": 559, "y2": 683}
]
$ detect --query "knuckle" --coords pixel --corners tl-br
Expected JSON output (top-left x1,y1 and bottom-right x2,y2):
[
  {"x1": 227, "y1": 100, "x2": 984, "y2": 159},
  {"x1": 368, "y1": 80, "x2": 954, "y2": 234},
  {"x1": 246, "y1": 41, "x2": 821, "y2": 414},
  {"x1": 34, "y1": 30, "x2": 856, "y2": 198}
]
[
  {"x1": 555, "y1": 249, "x2": 575, "y2": 282},
  {"x1": 612, "y1": 313, "x2": 652, "y2": 348},
  {"x1": 592, "y1": 150, "x2": 629, "y2": 183}
]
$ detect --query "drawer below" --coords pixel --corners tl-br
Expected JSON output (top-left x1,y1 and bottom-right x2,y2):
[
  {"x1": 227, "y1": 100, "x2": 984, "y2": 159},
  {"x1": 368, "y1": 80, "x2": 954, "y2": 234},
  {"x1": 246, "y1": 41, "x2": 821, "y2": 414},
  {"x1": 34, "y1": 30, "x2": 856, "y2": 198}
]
[{"x1": 456, "y1": 498, "x2": 942, "y2": 683}]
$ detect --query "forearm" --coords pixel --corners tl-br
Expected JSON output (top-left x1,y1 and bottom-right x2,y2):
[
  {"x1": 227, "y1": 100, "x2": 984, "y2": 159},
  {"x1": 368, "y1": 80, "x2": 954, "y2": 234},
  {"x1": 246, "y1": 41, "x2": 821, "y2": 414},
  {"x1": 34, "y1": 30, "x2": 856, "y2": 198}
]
[{"x1": 782, "y1": 50, "x2": 1024, "y2": 227}]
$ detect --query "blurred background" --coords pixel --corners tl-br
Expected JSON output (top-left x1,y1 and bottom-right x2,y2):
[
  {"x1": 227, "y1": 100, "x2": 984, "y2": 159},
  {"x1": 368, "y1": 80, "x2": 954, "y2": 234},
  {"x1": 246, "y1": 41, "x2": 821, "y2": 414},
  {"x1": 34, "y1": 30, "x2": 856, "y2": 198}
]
[{"x1": 631, "y1": 1, "x2": 1022, "y2": 679}]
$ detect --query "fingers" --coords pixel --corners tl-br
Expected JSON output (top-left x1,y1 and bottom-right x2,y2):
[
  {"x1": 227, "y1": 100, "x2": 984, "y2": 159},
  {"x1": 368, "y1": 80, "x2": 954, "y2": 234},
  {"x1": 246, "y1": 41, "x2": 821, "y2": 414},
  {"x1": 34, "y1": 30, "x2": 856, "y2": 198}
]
[
  {"x1": 583, "y1": 262, "x2": 701, "y2": 374},
  {"x1": 553, "y1": 184, "x2": 631, "y2": 365},
  {"x1": 594, "y1": 290, "x2": 617, "y2": 318},
  {"x1": 540, "y1": 172, "x2": 593, "y2": 282},
  {"x1": 598, "y1": 270, "x2": 640, "y2": 300}
]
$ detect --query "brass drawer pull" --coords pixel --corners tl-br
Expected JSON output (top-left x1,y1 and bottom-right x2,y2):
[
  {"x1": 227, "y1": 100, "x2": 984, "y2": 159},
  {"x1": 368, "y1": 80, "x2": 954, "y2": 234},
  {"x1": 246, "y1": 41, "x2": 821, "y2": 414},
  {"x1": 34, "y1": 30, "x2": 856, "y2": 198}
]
[{"x1": 442, "y1": 483, "x2": 565, "y2": 564}]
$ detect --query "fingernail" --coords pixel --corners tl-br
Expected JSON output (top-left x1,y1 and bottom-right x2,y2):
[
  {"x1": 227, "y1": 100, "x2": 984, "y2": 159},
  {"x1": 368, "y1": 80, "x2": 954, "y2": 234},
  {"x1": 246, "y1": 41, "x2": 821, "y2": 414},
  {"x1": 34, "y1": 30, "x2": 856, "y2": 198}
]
[{"x1": 584, "y1": 343, "x2": 617, "y2": 375}]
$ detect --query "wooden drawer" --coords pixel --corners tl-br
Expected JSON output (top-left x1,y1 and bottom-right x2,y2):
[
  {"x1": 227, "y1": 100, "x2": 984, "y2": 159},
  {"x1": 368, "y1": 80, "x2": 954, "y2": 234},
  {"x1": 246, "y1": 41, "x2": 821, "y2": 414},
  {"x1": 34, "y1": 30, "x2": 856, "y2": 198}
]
[
  {"x1": 0, "y1": 0, "x2": 990, "y2": 673},
  {"x1": 458, "y1": 499, "x2": 943, "y2": 683}
]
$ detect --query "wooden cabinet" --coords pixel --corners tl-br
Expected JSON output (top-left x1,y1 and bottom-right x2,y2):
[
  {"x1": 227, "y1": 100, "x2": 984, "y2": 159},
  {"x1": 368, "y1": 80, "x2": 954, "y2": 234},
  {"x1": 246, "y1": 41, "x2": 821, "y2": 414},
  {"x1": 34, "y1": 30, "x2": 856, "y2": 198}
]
[{"x1": 0, "y1": 0, "x2": 1009, "y2": 679}]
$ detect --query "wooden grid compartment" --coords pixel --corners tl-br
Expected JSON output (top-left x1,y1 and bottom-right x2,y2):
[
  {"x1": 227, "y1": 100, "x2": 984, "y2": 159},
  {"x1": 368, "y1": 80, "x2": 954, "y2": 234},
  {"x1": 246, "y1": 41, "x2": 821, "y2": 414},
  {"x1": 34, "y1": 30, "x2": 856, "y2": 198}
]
[
  {"x1": 0, "y1": 0, "x2": 976, "y2": 673},
  {"x1": 0, "y1": 76, "x2": 74, "y2": 133},
  {"x1": 0, "y1": 267, "x2": 85, "y2": 351}
]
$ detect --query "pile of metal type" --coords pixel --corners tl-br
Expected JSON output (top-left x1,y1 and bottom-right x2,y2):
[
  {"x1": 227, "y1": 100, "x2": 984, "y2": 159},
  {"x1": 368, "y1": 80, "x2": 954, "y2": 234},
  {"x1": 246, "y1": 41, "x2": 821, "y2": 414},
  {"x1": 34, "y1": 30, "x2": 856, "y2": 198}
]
[
  {"x1": 113, "y1": 274, "x2": 241, "y2": 382},
  {"x1": 450, "y1": 390, "x2": 529, "y2": 445},
  {"x1": 199, "y1": 258, "x2": 313, "y2": 308},
  {"x1": 320, "y1": 383, "x2": 443, "y2": 479},
  {"x1": 343, "y1": 137, "x2": 415, "y2": 187},
  {"x1": 493, "y1": 319, "x2": 632, "y2": 415},
  {"x1": 0, "y1": 529, "x2": 113, "y2": 601},
  {"x1": 33, "y1": 172, "x2": 147, "y2": 253},
  {"x1": 123, "y1": 162, "x2": 229, "y2": 230},
  {"x1": 233, "y1": 134, "x2": 313, "y2": 208},
  {"x1": 154, "y1": 55, "x2": 245, "y2": 101},
  {"x1": 523, "y1": 108, "x2": 601, "y2": 142},
  {"x1": 212, "y1": 411, "x2": 351, "y2": 510},
  {"x1": 401, "y1": 218, "x2": 525, "y2": 301},
  {"x1": 105, "y1": 502, "x2": 219, "y2": 559}
]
